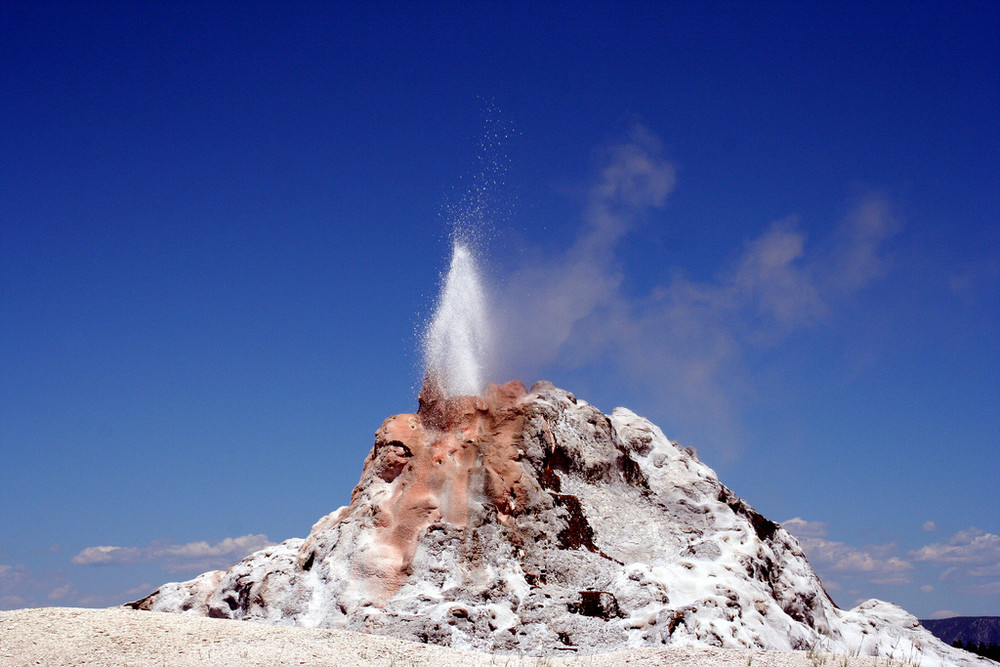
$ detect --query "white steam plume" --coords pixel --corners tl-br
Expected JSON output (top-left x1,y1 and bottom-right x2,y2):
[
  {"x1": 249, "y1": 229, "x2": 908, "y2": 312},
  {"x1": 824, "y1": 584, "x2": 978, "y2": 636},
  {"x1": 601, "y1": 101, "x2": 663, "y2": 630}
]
[
  {"x1": 422, "y1": 241, "x2": 491, "y2": 397},
  {"x1": 418, "y1": 119, "x2": 899, "y2": 441},
  {"x1": 419, "y1": 104, "x2": 510, "y2": 397},
  {"x1": 491, "y1": 123, "x2": 899, "y2": 458}
]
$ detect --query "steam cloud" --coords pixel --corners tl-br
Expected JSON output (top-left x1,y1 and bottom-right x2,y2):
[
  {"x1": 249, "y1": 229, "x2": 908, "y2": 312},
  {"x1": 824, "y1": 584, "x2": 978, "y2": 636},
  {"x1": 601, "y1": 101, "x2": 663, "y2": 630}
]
[
  {"x1": 420, "y1": 120, "x2": 899, "y2": 456},
  {"x1": 492, "y1": 124, "x2": 899, "y2": 456}
]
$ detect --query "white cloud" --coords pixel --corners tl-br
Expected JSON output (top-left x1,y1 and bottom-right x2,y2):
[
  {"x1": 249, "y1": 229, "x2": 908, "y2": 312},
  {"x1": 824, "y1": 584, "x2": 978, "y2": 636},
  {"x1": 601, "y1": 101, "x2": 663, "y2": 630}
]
[
  {"x1": 0, "y1": 561, "x2": 74, "y2": 610},
  {"x1": 963, "y1": 581, "x2": 1000, "y2": 596},
  {"x1": 784, "y1": 521, "x2": 913, "y2": 586},
  {"x1": 809, "y1": 538, "x2": 912, "y2": 584},
  {"x1": 837, "y1": 551, "x2": 912, "y2": 586},
  {"x1": 909, "y1": 528, "x2": 1000, "y2": 597},
  {"x1": 47, "y1": 583, "x2": 74, "y2": 600},
  {"x1": 783, "y1": 517, "x2": 829, "y2": 539},
  {"x1": 910, "y1": 528, "x2": 1000, "y2": 566},
  {"x1": 969, "y1": 563, "x2": 1000, "y2": 577},
  {"x1": 929, "y1": 609, "x2": 959, "y2": 619},
  {"x1": 920, "y1": 585, "x2": 933, "y2": 593},
  {"x1": 71, "y1": 534, "x2": 273, "y2": 573},
  {"x1": 149, "y1": 534, "x2": 274, "y2": 573},
  {"x1": 0, "y1": 563, "x2": 29, "y2": 593},
  {"x1": 71, "y1": 545, "x2": 143, "y2": 566},
  {"x1": 922, "y1": 521, "x2": 937, "y2": 532}
]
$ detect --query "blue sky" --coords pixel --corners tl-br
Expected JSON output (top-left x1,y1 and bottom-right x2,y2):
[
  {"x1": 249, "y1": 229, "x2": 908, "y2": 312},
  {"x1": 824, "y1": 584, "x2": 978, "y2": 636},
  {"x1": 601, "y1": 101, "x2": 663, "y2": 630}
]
[{"x1": 1, "y1": 1, "x2": 997, "y2": 619}]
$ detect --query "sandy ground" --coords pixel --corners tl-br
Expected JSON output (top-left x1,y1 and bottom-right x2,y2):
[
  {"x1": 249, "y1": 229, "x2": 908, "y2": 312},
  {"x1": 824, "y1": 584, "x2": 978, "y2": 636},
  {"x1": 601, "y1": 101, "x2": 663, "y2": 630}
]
[{"x1": 0, "y1": 607, "x2": 918, "y2": 667}]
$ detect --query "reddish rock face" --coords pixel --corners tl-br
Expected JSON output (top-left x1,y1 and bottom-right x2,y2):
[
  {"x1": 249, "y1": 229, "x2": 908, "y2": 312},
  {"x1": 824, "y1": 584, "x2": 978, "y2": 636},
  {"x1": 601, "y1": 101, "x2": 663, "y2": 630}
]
[{"x1": 350, "y1": 379, "x2": 530, "y2": 602}]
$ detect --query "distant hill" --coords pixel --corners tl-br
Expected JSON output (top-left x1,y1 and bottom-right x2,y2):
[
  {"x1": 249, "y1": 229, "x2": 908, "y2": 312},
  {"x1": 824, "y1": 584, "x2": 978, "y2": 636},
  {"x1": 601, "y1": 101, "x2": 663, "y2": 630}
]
[{"x1": 921, "y1": 617, "x2": 1000, "y2": 645}]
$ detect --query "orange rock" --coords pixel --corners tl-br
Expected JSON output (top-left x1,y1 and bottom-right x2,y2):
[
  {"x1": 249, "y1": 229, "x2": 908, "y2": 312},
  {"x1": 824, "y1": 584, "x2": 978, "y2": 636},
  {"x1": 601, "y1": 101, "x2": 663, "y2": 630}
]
[{"x1": 351, "y1": 377, "x2": 530, "y2": 602}]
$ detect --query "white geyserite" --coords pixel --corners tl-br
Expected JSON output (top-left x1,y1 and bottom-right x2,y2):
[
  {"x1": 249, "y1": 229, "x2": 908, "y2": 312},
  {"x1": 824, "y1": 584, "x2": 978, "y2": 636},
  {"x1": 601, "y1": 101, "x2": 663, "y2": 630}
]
[{"x1": 134, "y1": 383, "x2": 990, "y2": 666}]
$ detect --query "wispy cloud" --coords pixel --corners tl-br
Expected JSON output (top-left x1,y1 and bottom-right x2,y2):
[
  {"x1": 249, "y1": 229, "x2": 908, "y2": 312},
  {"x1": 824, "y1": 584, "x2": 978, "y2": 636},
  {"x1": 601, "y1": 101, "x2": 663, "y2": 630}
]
[
  {"x1": 71, "y1": 534, "x2": 273, "y2": 573},
  {"x1": 47, "y1": 583, "x2": 73, "y2": 600},
  {"x1": 784, "y1": 520, "x2": 1000, "y2": 600},
  {"x1": 0, "y1": 561, "x2": 73, "y2": 611},
  {"x1": 965, "y1": 581, "x2": 1000, "y2": 596},
  {"x1": 783, "y1": 517, "x2": 830, "y2": 539},
  {"x1": 909, "y1": 527, "x2": 1000, "y2": 565},
  {"x1": 805, "y1": 540, "x2": 911, "y2": 585},
  {"x1": 71, "y1": 545, "x2": 143, "y2": 567},
  {"x1": 784, "y1": 517, "x2": 913, "y2": 586},
  {"x1": 494, "y1": 125, "x2": 901, "y2": 457}
]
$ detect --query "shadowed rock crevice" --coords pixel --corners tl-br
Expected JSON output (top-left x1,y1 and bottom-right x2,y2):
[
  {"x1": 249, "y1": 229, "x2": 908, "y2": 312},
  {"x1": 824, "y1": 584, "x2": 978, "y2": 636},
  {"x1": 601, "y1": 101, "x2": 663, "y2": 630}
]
[
  {"x1": 719, "y1": 487, "x2": 779, "y2": 543},
  {"x1": 124, "y1": 595, "x2": 154, "y2": 611},
  {"x1": 551, "y1": 493, "x2": 595, "y2": 551},
  {"x1": 569, "y1": 591, "x2": 623, "y2": 619}
]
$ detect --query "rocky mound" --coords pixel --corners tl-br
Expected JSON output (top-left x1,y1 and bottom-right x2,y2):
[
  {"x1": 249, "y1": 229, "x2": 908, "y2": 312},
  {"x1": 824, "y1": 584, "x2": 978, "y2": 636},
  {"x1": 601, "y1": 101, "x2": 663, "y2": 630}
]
[
  {"x1": 130, "y1": 382, "x2": 990, "y2": 666},
  {"x1": 2, "y1": 607, "x2": 958, "y2": 667}
]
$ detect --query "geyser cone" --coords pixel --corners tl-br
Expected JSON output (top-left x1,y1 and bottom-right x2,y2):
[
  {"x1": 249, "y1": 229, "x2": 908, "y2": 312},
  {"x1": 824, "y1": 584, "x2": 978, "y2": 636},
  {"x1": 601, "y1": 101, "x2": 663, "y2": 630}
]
[
  {"x1": 422, "y1": 241, "x2": 491, "y2": 397},
  {"x1": 130, "y1": 382, "x2": 982, "y2": 666}
]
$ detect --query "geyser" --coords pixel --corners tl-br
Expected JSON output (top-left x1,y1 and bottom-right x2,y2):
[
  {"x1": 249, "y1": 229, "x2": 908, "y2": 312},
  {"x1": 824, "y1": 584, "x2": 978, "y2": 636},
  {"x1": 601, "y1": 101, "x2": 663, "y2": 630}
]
[{"x1": 421, "y1": 240, "x2": 491, "y2": 397}]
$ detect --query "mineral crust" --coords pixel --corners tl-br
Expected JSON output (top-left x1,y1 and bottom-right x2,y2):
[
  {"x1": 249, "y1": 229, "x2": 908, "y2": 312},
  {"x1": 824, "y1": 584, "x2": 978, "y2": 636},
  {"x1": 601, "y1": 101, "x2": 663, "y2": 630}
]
[{"x1": 130, "y1": 382, "x2": 989, "y2": 665}]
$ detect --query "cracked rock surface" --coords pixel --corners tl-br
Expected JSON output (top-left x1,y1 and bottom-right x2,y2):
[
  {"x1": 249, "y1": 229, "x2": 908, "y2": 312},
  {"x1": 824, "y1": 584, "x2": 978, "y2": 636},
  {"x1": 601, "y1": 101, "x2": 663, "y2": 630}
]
[{"x1": 130, "y1": 382, "x2": 987, "y2": 666}]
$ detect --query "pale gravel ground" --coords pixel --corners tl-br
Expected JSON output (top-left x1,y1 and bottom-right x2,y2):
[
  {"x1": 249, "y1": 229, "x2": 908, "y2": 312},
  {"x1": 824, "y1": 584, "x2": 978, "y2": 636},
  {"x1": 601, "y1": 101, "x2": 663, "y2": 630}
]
[{"x1": 0, "y1": 607, "x2": 917, "y2": 667}]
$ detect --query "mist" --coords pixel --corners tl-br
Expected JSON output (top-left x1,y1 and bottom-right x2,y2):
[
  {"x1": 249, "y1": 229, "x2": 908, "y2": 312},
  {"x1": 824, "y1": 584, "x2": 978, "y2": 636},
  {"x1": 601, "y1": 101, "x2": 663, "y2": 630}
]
[{"x1": 488, "y1": 125, "x2": 899, "y2": 457}]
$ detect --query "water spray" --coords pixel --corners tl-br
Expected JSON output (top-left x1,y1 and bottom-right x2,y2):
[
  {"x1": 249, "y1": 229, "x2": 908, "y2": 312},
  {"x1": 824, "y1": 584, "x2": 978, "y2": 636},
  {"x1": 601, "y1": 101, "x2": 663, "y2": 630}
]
[
  {"x1": 422, "y1": 241, "x2": 491, "y2": 397},
  {"x1": 420, "y1": 105, "x2": 512, "y2": 397}
]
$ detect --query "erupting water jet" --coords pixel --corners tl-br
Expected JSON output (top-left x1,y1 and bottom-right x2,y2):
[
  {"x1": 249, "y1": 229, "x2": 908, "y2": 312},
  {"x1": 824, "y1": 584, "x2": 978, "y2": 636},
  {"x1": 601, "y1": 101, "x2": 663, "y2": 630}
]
[{"x1": 421, "y1": 241, "x2": 491, "y2": 397}]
